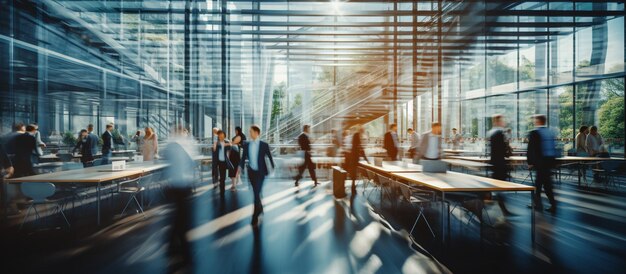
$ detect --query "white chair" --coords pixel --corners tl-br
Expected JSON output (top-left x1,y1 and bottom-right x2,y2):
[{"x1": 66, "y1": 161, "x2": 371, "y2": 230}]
[
  {"x1": 20, "y1": 183, "x2": 70, "y2": 230},
  {"x1": 118, "y1": 177, "x2": 146, "y2": 218}
]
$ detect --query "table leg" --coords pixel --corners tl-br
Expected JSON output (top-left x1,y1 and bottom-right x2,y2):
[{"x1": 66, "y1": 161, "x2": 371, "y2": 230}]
[
  {"x1": 441, "y1": 192, "x2": 445, "y2": 243},
  {"x1": 577, "y1": 162, "x2": 581, "y2": 186},
  {"x1": 531, "y1": 190, "x2": 535, "y2": 245},
  {"x1": 447, "y1": 202, "x2": 451, "y2": 243},
  {"x1": 97, "y1": 182, "x2": 101, "y2": 226}
]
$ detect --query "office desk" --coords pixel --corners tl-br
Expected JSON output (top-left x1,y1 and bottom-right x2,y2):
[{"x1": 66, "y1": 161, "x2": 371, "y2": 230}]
[
  {"x1": 7, "y1": 162, "x2": 170, "y2": 225},
  {"x1": 393, "y1": 171, "x2": 536, "y2": 243},
  {"x1": 359, "y1": 161, "x2": 423, "y2": 178}
]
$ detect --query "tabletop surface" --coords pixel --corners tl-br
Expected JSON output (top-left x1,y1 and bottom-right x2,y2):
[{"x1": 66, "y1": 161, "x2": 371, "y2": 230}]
[
  {"x1": 393, "y1": 171, "x2": 535, "y2": 192},
  {"x1": 442, "y1": 159, "x2": 492, "y2": 168},
  {"x1": 450, "y1": 155, "x2": 623, "y2": 162},
  {"x1": 6, "y1": 162, "x2": 170, "y2": 183},
  {"x1": 360, "y1": 161, "x2": 423, "y2": 173}
]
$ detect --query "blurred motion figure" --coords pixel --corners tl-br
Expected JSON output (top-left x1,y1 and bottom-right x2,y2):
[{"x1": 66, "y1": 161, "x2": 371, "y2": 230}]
[
  {"x1": 239, "y1": 125, "x2": 275, "y2": 227},
  {"x1": 383, "y1": 124, "x2": 399, "y2": 160},
  {"x1": 294, "y1": 125, "x2": 318, "y2": 187},
  {"x1": 527, "y1": 114, "x2": 557, "y2": 213},
  {"x1": 163, "y1": 126, "x2": 198, "y2": 271}
]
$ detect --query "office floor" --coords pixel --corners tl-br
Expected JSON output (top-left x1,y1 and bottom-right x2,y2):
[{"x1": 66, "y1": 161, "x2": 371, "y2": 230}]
[
  {"x1": 0, "y1": 177, "x2": 448, "y2": 274},
  {"x1": 1, "y1": 170, "x2": 625, "y2": 274}
]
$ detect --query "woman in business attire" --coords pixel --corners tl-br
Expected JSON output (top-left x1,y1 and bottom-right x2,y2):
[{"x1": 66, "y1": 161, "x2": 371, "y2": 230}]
[
  {"x1": 348, "y1": 126, "x2": 369, "y2": 194},
  {"x1": 228, "y1": 135, "x2": 242, "y2": 191},
  {"x1": 142, "y1": 127, "x2": 158, "y2": 161}
]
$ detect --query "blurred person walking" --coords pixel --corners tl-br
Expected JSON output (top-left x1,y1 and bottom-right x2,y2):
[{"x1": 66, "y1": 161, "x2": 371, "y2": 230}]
[
  {"x1": 527, "y1": 114, "x2": 557, "y2": 213},
  {"x1": 294, "y1": 125, "x2": 318, "y2": 187},
  {"x1": 229, "y1": 133, "x2": 242, "y2": 191},
  {"x1": 13, "y1": 125, "x2": 38, "y2": 178},
  {"x1": 101, "y1": 124, "x2": 114, "y2": 165},
  {"x1": 488, "y1": 115, "x2": 513, "y2": 216},
  {"x1": 407, "y1": 128, "x2": 420, "y2": 160},
  {"x1": 73, "y1": 129, "x2": 96, "y2": 168},
  {"x1": 213, "y1": 130, "x2": 233, "y2": 196},
  {"x1": 238, "y1": 125, "x2": 275, "y2": 227},
  {"x1": 162, "y1": 126, "x2": 198, "y2": 271},
  {"x1": 347, "y1": 126, "x2": 369, "y2": 194},
  {"x1": 383, "y1": 124, "x2": 399, "y2": 160},
  {"x1": 142, "y1": 127, "x2": 158, "y2": 161}
]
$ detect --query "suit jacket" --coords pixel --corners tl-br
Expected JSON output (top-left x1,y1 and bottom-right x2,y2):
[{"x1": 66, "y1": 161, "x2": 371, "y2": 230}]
[
  {"x1": 298, "y1": 133, "x2": 312, "y2": 152},
  {"x1": 527, "y1": 127, "x2": 556, "y2": 167},
  {"x1": 350, "y1": 132, "x2": 368, "y2": 166},
  {"x1": 383, "y1": 132, "x2": 398, "y2": 158},
  {"x1": 14, "y1": 133, "x2": 36, "y2": 177},
  {"x1": 213, "y1": 141, "x2": 235, "y2": 170},
  {"x1": 74, "y1": 135, "x2": 96, "y2": 162},
  {"x1": 240, "y1": 140, "x2": 275, "y2": 175},
  {"x1": 488, "y1": 128, "x2": 507, "y2": 167},
  {"x1": 88, "y1": 133, "x2": 99, "y2": 155},
  {"x1": 102, "y1": 131, "x2": 112, "y2": 153}
]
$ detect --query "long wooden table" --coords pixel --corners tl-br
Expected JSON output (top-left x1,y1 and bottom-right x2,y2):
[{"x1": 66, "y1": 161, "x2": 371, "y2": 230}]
[
  {"x1": 7, "y1": 162, "x2": 170, "y2": 225},
  {"x1": 449, "y1": 156, "x2": 625, "y2": 185},
  {"x1": 359, "y1": 161, "x2": 423, "y2": 177},
  {"x1": 358, "y1": 161, "x2": 536, "y2": 243}
]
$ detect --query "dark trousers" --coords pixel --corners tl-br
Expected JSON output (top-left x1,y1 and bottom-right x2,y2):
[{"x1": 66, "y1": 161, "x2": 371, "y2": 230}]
[
  {"x1": 535, "y1": 165, "x2": 556, "y2": 207},
  {"x1": 492, "y1": 165, "x2": 510, "y2": 213},
  {"x1": 217, "y1": 161, "x2": 228, "y2": 194},
  {"x1": 165, "y1": 187, "x2": 193, "y2": 268},
  {"x1": 100, "y1": 151, "x2": 112, "y2": 165},
  {"x1": 295, "y1": 152, "x2": 317, "y2": 182},
  {"x1": 212, "y1": 162, "x2": 218, "y2": 183},
  {"x1": 248, "y1": 168, "x2": 266, "y2": 220},
  {"x1": 387, "y1": 150, "x2": 398, "y2": 161}
]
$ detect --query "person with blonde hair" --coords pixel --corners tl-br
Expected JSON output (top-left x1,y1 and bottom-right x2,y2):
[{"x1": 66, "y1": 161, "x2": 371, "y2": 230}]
[{"x1": 142, "y1": 127, "x2": 158, "y2": 161}]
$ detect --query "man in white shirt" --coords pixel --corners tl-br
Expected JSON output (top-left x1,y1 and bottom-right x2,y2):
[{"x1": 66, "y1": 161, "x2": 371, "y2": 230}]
[
  {"x1": 585, "y1": 126, "x2": 604, "y2": 156},
  {"x1": 419, "y1": 122, "x2": 442, "y2": 160},
  {"x1": 239, "y1": 125, "x2": 275, "y2": 227}
]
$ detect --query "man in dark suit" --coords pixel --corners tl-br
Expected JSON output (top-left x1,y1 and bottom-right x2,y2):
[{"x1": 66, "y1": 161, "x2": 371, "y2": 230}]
[
  {"x1": 488, "y1": 114, "x2": 512, "y2": 216},
  {"x1": 74, "y1": 129, "x2": 96, "y2": 168},
  {"x1": 527, "y1": 114, "x2": 557, "y2": 213},
  {"x1": 13, "y1": 125, "x2": 38, "y2": 178},
  {"x1": 87, "y1": 124, "x2": 99, "y2": 156},
  {"x1": 101, "y1": 124, "x2": 114, "y2": 165},
  {"x1": 213, "y1": 130, "x2": 234, "y2": 196},
  {"x1": 294, "y1": 125, "x2": 318, "y2": 187},
  {"x1": 383, "y1": 124, "x2": 399, "y2": 160},
  {"x1": 488, "y1": 115, "x2": 509, "y2": 180},
  {"x1": 239, "y1": 125, "x2": 275, "y2": 227}
]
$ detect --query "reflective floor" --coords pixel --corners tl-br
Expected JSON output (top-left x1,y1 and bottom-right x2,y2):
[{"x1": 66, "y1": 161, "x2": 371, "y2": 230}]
[
  {"x1": 0, "y1": 178, "x2": 448, "y2": 274},
  {"x1": 1, "y1": 171, "x2": 626, "y2": 274}
]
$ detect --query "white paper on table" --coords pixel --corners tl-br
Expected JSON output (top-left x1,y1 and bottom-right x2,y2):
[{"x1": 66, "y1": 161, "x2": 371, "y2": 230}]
[{"x1": 112, "y1": 160, "x2": 126, "y2": 171}]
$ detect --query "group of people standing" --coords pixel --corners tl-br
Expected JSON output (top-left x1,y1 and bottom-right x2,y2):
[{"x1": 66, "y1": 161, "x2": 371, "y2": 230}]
[
  {"x1": 73, "y1": 124, "x2": 160, "y2": 168},
  {"x1": 0, "y1": 123, "x2": 46, "y2": 178},
  {"x1": 211, "y1": 126, "x2": 246, "y2": 195},
  {"x1": 575, "y1": 125, "x2": 605, "y2": 156}
]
